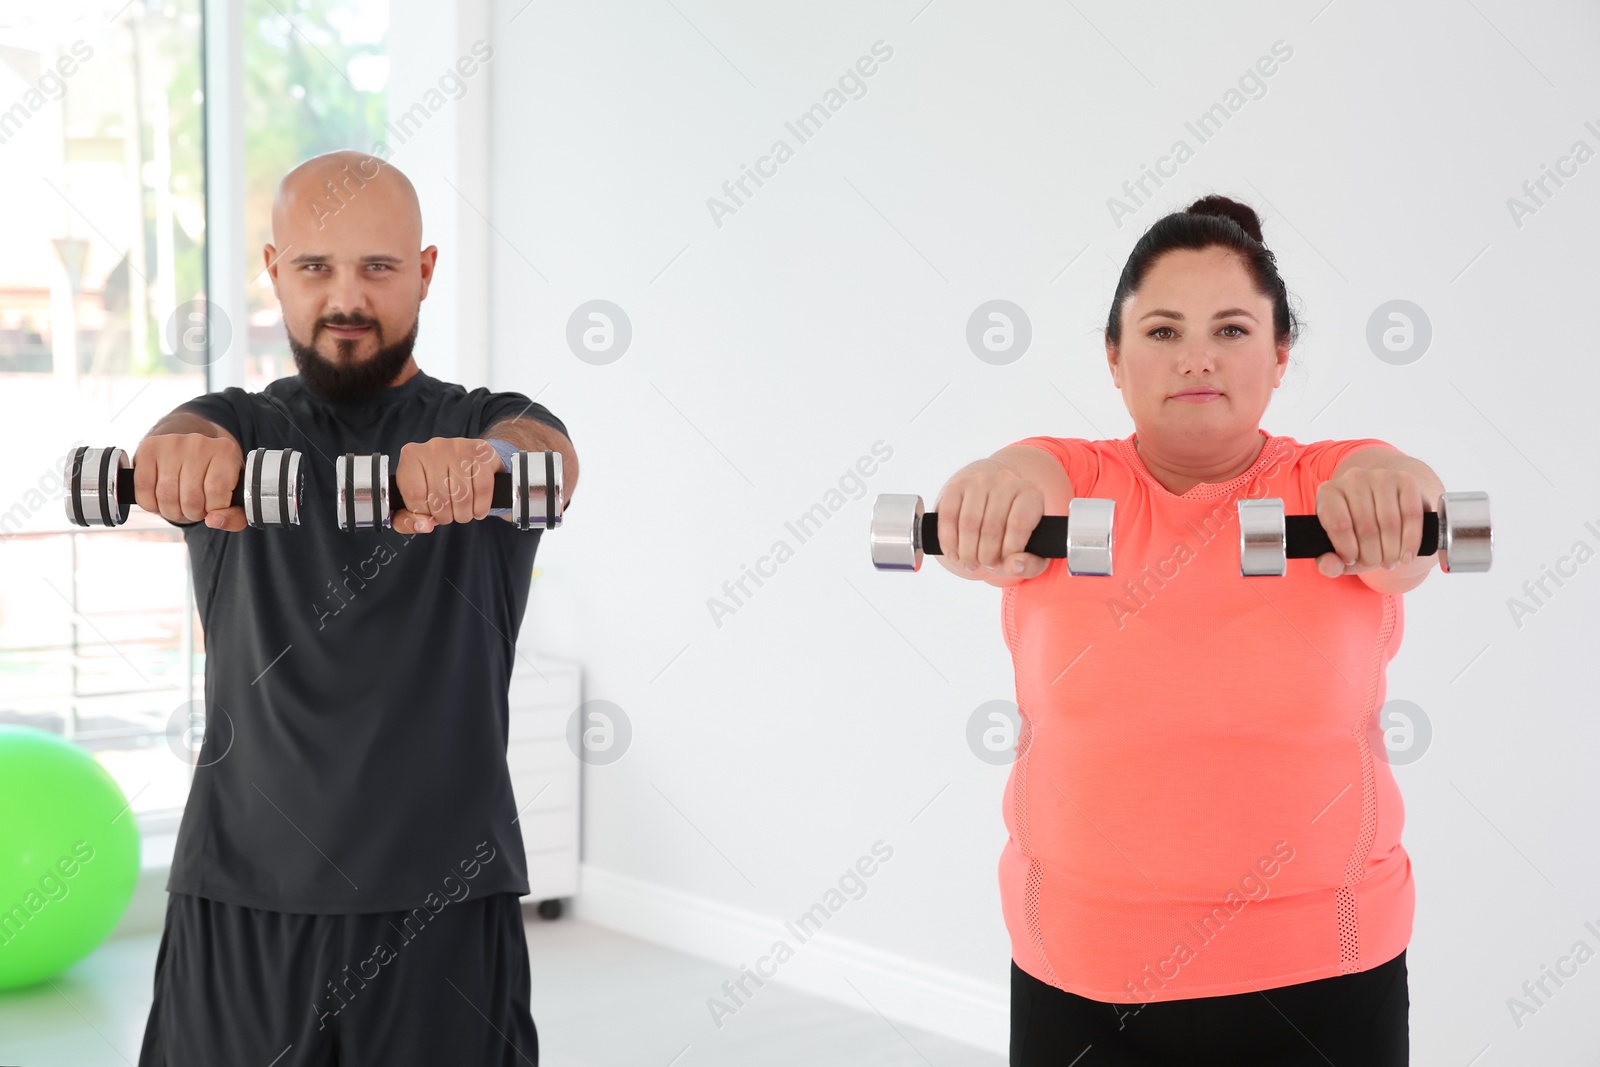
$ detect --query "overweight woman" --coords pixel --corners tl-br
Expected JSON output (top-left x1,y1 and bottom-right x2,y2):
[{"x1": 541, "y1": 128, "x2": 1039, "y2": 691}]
[{"x1": 937, "y1": 196, "x2": 1429, "y2": 1065}]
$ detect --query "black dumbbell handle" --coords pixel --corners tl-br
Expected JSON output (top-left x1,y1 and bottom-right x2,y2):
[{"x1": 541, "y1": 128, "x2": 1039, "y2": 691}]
[
  {"x1": 916, "y1": 510, "x2": 1442, "y2": 561},
  {"x1": 382, "y1": 473, "x2": 517, "y2": 510},
  {"x1": 918, "y1": 513, "x2": 1074, "y2": 559},
  {"x1": 1286, "y1": 513, "x2": 1439, "y2": 560}
]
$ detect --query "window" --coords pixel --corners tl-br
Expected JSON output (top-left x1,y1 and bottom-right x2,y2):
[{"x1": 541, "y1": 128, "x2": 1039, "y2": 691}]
[
  {"x1": 241, "y1": 0, "x2": 389, "y2": 390},
  {"x1": 1, "y1": 0, "x2": 209, "y2": 830},
  {"x1": 0, "y1": 0, "x2": 388, "y2": 831}
]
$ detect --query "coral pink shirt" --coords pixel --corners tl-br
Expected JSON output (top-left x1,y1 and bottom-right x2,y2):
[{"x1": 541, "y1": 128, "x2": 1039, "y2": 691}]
[{"x1": 998, "y1": 429, "x2": 1412, "y2": 1002}]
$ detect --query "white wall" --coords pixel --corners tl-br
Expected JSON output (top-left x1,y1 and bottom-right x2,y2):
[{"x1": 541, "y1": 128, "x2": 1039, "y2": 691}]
[
  {"x1": 481, "y1": 0, "x2": 1600, "y2": 1059},
  {"x1": 386, "y1": 0, "x2": 492, "y2": 388}
]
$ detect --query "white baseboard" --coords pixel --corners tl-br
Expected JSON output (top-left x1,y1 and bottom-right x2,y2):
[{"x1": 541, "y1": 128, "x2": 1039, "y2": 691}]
[{"x1": 570, "y1": 863, "x2": 1009, "y2": 1056}]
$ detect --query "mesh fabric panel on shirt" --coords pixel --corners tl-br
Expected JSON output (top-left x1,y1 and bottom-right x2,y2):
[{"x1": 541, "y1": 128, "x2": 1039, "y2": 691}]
[
  {"x1": 1006, "y1": 585, "x2": 1061, "y2": 987},
  {"x1": 1338, "y1": 593, "x2": 1398, "y2": 972}
]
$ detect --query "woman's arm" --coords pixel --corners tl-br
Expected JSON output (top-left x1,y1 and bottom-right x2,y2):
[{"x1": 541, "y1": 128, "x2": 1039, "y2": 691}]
[
  {"x1": 944, "y1": 445, "x2": 1075, "y2": 589},
  {"x1": 1326, "y1": 447, "x2": 1444, "y2": 595}
]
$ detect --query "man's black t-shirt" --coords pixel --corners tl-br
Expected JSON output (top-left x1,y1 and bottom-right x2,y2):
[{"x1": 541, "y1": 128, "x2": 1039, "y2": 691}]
[{"x1": 166, "y1": 369, "x2": 569, "y2": 914}]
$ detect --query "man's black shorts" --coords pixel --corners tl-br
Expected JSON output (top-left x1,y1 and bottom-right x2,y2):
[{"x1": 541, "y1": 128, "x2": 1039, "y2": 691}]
[{"x1": 137, "y1": 890, "x2": 539, "y2": 1067}]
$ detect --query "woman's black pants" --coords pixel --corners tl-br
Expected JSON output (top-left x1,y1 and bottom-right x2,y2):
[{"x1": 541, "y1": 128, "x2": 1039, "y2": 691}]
[{"x1": 1010, "y1": 950, "x2": 1409, "y2": 1066}]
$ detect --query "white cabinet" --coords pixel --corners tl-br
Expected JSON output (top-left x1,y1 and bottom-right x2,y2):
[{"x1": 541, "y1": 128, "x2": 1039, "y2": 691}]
[{"x1": 506, "y1": 652, "x2": 581, "y2": 910}]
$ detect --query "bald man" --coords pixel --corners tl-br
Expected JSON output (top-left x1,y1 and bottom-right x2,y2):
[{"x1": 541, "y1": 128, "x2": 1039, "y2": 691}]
[{"x1": 133, "y1": 151, "x2": 573, "y2": 1067}]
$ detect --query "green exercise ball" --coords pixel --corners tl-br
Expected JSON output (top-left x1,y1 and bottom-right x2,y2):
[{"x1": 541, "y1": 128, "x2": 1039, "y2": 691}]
[{"x1": 0, "y1": 725, "x2": 141, "y2": 989}]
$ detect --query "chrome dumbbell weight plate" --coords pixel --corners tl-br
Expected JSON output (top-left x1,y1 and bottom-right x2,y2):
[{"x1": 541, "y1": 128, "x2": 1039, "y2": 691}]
[
  {"x1": 509, "y1": 450, "x2": 564, "y2": 531},
  {"x1": 1435, "y1": 491, "x2": 1492, "y2": 573},
  {"x1": 65, "y1": 446, "x2": 131, "y2": 527},
  {"x1": 240, "y1": 448, "x2": 302, "y2": 527},
  {"x1": 1065, "y1": 498, "x2": 1115, "y2": 577},
  {"x1": 870, "y1": 494, "x2": 925, "y2": 571},
  {"x1": 1238, "y1": 498, "x2": 1290, "y2": 577},
  {"x1": 336, "y1": 452, "x2": 392, "y2": 532}
]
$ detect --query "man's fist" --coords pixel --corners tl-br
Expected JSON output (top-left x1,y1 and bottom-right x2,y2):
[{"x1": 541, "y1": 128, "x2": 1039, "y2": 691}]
[
  {"x1": 392, "y1": 438, "x2": 506, "y2": 534},
  {"x1": 131, "y1": 433, "x2": 248, "y2": 531}
]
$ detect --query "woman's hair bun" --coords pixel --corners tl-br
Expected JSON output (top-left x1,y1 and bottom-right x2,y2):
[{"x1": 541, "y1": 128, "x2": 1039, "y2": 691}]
[
  {"x1": 1185, "y1": 195, "x2": 1264, "y2": 244},
  {"x1": 1106, "y1": 192, "x2": 1297, "y2": 348}
]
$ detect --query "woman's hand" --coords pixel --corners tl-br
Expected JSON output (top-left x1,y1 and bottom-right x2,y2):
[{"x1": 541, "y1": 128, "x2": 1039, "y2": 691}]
[
  {"x1": 1313, "y1": 466, "x2": 1430, "y2": 578},
  {"x1": 935, "y1": 458, "x2": 1051, "y2": 581}
]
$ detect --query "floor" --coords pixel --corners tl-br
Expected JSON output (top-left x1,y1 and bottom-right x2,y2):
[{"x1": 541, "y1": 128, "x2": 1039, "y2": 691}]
[{"x1": 0, "y1": 908, "x2": 1006, "y2": 1067}]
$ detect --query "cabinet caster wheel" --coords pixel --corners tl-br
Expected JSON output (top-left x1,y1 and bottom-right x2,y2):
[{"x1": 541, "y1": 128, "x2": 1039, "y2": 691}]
[{"x1": 536, "y1": 898, "x2": 563, "y2": 921}]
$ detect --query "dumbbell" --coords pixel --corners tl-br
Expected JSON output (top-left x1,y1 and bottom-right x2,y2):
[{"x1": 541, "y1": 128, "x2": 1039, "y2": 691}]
[
  {"x1": 1236, "y1": 491, "x2": 1492, "y2": 576},
  {"x1": 64, "y1": 445, "x2": 303, "y2": 528},
  {"x1": 334, "y1": 450, "x2": 564, "y2": 532},
  {"x1": 870, "y1": 493, "x2": 1116, "y2": 575}
]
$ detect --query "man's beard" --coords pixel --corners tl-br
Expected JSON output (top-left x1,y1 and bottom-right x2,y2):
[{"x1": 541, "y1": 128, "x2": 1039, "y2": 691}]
[{"x1": 288, "y1": 313, "x2": 419, "y2": 403}]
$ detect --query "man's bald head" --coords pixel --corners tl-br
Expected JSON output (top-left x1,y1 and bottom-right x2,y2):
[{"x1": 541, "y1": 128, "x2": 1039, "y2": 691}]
[
  {"x1": 263, "y1": 151, "x2": 438, "y2": 403},
  {"x1": 271, "y1": 150, "x2": 422, "y2": 246}
]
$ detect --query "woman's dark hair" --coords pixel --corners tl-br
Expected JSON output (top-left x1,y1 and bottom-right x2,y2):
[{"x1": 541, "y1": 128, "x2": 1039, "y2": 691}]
[{"x1": 1103, "y1": 195, "x2": 1300, "y2": 350}]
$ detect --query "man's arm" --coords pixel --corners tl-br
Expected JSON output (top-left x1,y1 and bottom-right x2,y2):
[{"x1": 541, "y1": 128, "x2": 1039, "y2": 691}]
[
  {"x1": 483, "y1": 416, "x2": 579, "y2": 511},
  {"x1": 1329, "y1": 446, "x2": 1444, "y2": 595},
  {"x1": 146, "y1": 409, "x2": 238, "y2": 446},
  {"x1": 132, "y1": 407, "x2": 246, "y2": 529}
]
